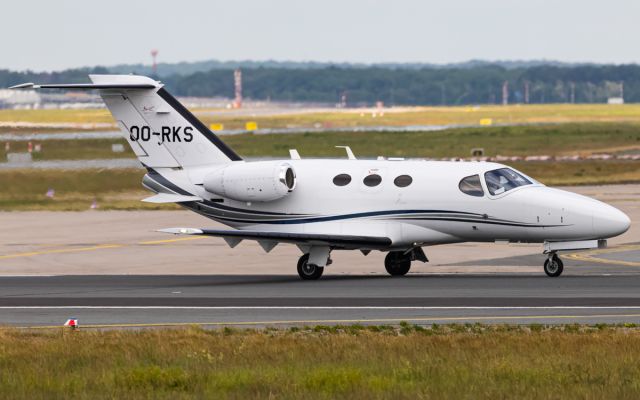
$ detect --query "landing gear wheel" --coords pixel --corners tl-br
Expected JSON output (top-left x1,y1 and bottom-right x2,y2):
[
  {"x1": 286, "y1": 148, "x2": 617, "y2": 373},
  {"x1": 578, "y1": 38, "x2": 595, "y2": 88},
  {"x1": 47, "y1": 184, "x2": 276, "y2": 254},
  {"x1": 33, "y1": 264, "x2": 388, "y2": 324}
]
[
  {"x1": 544, "y1": 254, "x2": 564, "y2": 277},
  {"x1": 384, "y1": 251, "x2": 412, "y2": 276},
  {"x1": 297, "y1": 254, "x2": 324, "y2": 280}
]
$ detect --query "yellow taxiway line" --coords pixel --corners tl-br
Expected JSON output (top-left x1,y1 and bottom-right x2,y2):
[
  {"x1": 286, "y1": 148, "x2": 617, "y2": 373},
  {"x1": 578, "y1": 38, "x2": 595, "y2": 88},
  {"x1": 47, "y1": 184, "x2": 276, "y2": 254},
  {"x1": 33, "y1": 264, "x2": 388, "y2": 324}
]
[
  {"x1": 566, "y1": 244, "x2": 640, "y2": 267},
  {"x1": 14, "y1": 313, "x2": 640, "y2": 330},
  {"x1": 0, "y1": 244, "x2": 125, "y2": 260},
  {"x1": 0, "y1": 236, "x2": 206, "y2": 260},
  {"x1": 1, "y1": 233, "x2": 636, "y2": 268},
  {"x1": 138, "y1": 236, "x2": 207, "y2": 245}
]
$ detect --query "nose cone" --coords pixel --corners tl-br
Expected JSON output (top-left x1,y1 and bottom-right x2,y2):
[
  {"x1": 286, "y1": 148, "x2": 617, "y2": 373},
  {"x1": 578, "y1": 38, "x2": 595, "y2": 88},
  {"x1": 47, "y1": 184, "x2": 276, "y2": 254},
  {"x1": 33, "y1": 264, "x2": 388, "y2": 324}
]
[
  {"x1": 515, "y1": 186, "x2": 630, "y2": 241},
  {"x1": 593, "y1": 204, "x2": 631, "y2": 238}
]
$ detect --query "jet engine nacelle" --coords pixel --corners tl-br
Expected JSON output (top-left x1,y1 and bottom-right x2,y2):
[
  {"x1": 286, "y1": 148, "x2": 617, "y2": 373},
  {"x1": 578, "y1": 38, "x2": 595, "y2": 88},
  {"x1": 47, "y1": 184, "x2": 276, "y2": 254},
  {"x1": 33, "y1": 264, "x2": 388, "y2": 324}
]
[{"x1": 203, "y1": 161, "x2": 296, "y2": 202}]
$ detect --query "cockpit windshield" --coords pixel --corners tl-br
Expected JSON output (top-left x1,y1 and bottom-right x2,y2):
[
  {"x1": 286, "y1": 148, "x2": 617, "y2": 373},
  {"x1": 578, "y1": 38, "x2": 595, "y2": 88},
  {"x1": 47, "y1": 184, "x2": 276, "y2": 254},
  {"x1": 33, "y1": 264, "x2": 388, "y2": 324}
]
[{"x1": 484, "y1": 168, "x2": 532, "y2": 195}]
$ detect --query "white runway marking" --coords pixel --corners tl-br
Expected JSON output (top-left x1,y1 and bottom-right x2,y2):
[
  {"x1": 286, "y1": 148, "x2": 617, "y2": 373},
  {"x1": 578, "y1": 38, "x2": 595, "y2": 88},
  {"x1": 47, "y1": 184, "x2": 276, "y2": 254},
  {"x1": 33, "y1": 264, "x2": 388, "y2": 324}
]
[{"x1": 1, "y1": 306, "x2": 640, "y2": 310}]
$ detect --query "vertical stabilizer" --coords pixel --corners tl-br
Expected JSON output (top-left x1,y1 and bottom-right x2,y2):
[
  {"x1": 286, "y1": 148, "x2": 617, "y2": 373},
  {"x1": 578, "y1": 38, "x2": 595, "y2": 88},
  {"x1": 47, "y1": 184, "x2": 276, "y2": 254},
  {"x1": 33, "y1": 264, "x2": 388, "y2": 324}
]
[{"x1": 90, "y1": 75, "x2": 241, "y2": 168}]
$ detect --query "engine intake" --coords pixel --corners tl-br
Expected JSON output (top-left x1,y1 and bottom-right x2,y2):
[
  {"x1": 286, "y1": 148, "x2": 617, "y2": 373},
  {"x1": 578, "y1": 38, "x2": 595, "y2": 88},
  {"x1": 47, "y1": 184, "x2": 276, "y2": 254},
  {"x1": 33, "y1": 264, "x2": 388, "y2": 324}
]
[{"x1": 203, "y1": 161, "x2": 296, "y2": 202}]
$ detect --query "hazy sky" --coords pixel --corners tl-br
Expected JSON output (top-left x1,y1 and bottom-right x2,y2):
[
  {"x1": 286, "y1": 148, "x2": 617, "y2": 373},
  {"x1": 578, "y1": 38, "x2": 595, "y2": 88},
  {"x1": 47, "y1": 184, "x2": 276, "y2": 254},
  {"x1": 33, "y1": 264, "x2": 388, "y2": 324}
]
[{"x1": 2, "y1": 0, "x2": 639, "y2": 71}]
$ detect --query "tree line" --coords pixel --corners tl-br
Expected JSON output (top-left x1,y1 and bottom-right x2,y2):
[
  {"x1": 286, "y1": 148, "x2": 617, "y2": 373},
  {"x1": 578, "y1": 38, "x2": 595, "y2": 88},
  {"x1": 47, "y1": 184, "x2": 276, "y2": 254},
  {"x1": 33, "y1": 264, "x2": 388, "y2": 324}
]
[{"x1": 1, "y1": 64, "x2": 639, "y2": 105}]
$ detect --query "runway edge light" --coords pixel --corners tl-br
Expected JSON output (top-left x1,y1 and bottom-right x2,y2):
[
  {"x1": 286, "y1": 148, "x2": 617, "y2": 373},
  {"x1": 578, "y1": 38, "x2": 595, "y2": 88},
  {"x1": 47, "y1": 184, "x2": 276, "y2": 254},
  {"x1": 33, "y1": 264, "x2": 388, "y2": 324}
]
[{"x1": 64, "y1": 318, "x2": 79, "y2": 329}]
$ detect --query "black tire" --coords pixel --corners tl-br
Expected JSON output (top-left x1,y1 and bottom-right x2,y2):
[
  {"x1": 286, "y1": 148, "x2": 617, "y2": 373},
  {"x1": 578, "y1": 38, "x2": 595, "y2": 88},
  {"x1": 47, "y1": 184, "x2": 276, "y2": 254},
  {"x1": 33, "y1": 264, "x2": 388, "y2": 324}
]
[
  {"x1": 384, "y1": 251, "x2": 412, "y2": 276},
  {"x1": 544, "y1": 255, "x2": 564, "y2": 277},
  {"x1": 297, "y1": 254, "x2": 324, "y2": 280}
]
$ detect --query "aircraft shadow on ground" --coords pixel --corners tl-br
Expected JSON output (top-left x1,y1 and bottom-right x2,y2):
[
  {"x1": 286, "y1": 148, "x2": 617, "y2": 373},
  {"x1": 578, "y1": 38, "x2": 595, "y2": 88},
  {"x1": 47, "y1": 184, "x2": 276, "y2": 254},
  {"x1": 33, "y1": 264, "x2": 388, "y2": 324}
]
[{"x1": 173, "y1": 273, "x2": 612, "y2": 288}]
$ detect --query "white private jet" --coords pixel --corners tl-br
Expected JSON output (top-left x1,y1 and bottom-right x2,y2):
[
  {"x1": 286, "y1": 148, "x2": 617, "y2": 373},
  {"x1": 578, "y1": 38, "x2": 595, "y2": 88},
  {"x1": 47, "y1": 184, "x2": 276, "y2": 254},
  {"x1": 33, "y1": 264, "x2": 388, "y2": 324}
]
[{"x1": 12, "y1": 75, "x2": 631, "y2": 280}]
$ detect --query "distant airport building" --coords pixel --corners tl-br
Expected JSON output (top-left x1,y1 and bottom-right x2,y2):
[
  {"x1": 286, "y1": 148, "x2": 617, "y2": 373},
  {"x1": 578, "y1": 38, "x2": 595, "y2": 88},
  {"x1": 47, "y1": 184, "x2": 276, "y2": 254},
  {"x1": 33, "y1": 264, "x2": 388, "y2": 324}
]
[
  {"x1": 0, "y1": 89, "x2": 103, "y2": 110},
  {"x1": 0, "y1": 87, "x2": 331, "y2": 111},
  {"x1": 607, "y1": 97, "x2": 624, "y2": 105},
  {"x1": 0, "y1": 89, "x2": 41, "y2": 109}
]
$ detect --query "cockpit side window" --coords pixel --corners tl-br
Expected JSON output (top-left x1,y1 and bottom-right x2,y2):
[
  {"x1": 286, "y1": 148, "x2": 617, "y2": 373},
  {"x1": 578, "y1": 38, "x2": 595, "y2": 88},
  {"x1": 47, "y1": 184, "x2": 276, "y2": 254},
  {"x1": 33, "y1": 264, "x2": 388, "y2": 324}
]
[
  {"x1": 459, "y1": 175, "x2": 484, "y2": 197},
  {"x1": 484, "y1": 168, "x2": 532, "y2": 195}
]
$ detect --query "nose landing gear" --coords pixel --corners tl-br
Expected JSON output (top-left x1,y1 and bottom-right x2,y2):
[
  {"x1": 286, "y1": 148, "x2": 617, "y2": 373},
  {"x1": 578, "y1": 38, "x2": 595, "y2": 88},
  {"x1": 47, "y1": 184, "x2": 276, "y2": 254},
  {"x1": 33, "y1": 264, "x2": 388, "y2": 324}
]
[{"x1": 543, "y1": 253, "x2": 564, "y2": 277}]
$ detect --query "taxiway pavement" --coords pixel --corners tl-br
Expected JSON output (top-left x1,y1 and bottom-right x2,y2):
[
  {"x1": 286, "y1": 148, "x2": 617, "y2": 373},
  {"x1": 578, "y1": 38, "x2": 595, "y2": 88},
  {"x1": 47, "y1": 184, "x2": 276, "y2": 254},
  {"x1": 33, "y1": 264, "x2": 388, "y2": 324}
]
[
  {"x1": 0, "y1": 184, "x2": 638, "y2": 327},
  {"x1": 2, "y1": 274, "x2": 640, "y2": 327}
]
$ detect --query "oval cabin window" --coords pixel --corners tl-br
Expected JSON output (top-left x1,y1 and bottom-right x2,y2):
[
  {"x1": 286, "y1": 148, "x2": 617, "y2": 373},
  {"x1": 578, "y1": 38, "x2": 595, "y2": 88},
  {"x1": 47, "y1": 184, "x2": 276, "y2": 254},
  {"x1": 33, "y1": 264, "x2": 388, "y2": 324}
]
[
  {"x1": 333, "y1": 174, "x2": 352, "y2": 186},
  {"x1": 458, "y1": 174, "x2": 484, "y2": 197},
  {"x1": 363, "y1": 174, "x2": 382, "y2": 187},
  {"x1": 394, "y1": 175, "x2": 413, "y2": 187}
]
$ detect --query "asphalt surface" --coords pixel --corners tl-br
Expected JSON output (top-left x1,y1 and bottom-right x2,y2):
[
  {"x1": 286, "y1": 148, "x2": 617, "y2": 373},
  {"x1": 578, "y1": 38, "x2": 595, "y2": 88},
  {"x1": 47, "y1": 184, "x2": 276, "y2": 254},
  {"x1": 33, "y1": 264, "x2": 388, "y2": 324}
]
[
  {"x1": 0, "y1": 184, "x2": 637, "y2": 328},
  {"x1": 2, "y1": 271, "x2": 640, "y2": 328}
]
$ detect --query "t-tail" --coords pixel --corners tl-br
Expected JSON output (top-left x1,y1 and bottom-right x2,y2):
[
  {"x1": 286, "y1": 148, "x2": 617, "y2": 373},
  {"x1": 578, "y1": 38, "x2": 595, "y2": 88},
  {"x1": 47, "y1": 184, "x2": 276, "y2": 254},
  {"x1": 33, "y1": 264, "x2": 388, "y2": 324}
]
[{"x1": 11, "y1": 74, "x2": 241, "y2": 168}]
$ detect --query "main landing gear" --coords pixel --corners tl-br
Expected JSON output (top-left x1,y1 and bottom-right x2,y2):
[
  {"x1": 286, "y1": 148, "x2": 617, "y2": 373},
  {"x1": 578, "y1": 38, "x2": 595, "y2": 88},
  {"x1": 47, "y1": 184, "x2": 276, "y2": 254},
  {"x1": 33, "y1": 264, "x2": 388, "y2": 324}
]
[
  {"x1": 543, "y1": 252, "x2": 564, "y2": 277},
  {"x1": 384, "y1": 248, "x2": 428, "y2": 277},
  {"x1": 296, "y1": 247, "x2": 428, "y2": 280},
  {"x1": 384, "y1": 251, "x2": 412, "y2": 276},
  {"x1": 297, "y1": 254, "x2": 324, "y2": 280}
]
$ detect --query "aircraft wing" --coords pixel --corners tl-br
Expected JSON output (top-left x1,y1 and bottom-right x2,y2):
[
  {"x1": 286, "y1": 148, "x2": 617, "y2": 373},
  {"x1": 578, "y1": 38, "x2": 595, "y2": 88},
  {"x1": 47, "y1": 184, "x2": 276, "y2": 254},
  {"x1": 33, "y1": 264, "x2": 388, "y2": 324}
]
[
  {"x1": 142, "y1": 193, "x2": 203, "y2": 203},
  {"x1": 158, "y1": 227, "x2": 392, "y2": 251}
]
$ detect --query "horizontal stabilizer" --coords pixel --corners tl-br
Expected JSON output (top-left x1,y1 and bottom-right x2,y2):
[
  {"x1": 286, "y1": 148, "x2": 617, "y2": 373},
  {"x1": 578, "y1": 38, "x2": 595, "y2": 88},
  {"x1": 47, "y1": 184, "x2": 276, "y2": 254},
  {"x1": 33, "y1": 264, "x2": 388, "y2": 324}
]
[
  {"x1": 142, "y1": 193, "x2": 203, "y2": 203},
  {"x1": 10, "y1": 83, "x2": 157, "y2": 90},
  {"x1": 10, "y1": 74, "x2": 241, "y2": 170},
  {"x1": 10, "y1": 75, "x2": 159, "y2": 91},
  {"x1": 158, "y1": 228, "x2": 392, "y2": 249}
]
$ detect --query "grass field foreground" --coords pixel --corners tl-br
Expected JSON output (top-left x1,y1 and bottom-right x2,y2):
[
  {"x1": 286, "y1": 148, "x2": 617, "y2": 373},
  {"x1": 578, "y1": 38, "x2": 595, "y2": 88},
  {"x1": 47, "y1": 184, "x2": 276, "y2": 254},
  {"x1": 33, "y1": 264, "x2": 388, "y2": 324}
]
[
  {"x1": 0, "y1": 169, "x2": 174, "y2": 211},
  {"x1": 2, "y1": 122, "x2": 640, "y2": 211},
  {"x1": 3, "y1": 138, "x2": 132, "y2": 161},
  {"x1": 221, "y1": 123, "x2": 640, "y2": 158},
  {"x1": 0, "y1": 324, "x2": 639, "y2": 399},
  {"x1": 4, "y1": 104, "x2": 640, "y2": 129},
  {"x1": 205, "y1": 103, "x2": 640, "y2": 130},
  {"x1": 3, "y1": 123, "x2": 640, "y2": 161},
  {"x1": 0, "y1": 109, "x2": 114, "y2": 125}
]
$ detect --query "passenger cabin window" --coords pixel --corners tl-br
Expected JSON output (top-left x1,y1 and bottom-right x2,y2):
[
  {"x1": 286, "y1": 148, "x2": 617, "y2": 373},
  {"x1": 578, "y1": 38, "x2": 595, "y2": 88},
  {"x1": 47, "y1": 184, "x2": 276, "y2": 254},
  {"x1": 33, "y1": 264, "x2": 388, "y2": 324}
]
[
  {"x1": 459, "y1": 175, "x2": 484, "y2": 197},
  {"x1": 333, "y1": 174, "x2": 352, "y2": 186},
  {"x1": 363, "y1": 174, "x2": 382, "y2": 187},
  {"x1": 484, "y1": 168, "x2": 532, "y2": 195},
  {"x1": 394, "y1": 175, "x2": 413, "y2": 187}
]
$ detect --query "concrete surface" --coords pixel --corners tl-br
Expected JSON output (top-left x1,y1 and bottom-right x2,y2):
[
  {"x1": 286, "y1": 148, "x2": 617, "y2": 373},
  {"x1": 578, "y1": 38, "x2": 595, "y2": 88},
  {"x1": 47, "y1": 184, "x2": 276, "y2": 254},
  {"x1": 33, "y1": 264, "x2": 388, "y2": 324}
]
[
  {"x1": 0, "y1": 184, "x2": 637, "y2": 276},
  {"x1": 0, "y1": 184, "x2": 637, "y2": 327}
]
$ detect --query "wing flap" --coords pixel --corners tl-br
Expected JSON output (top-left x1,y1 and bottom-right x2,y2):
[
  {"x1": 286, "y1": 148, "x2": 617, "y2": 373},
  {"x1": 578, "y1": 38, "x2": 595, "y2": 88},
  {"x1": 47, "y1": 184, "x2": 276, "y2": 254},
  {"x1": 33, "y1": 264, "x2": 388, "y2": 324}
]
[
  {"x1": 158, "y1": 228, "x2": 392, "y2": 249},
  {"x1": 142, "y1": 193, "x2": 203, "y2": 203}
]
